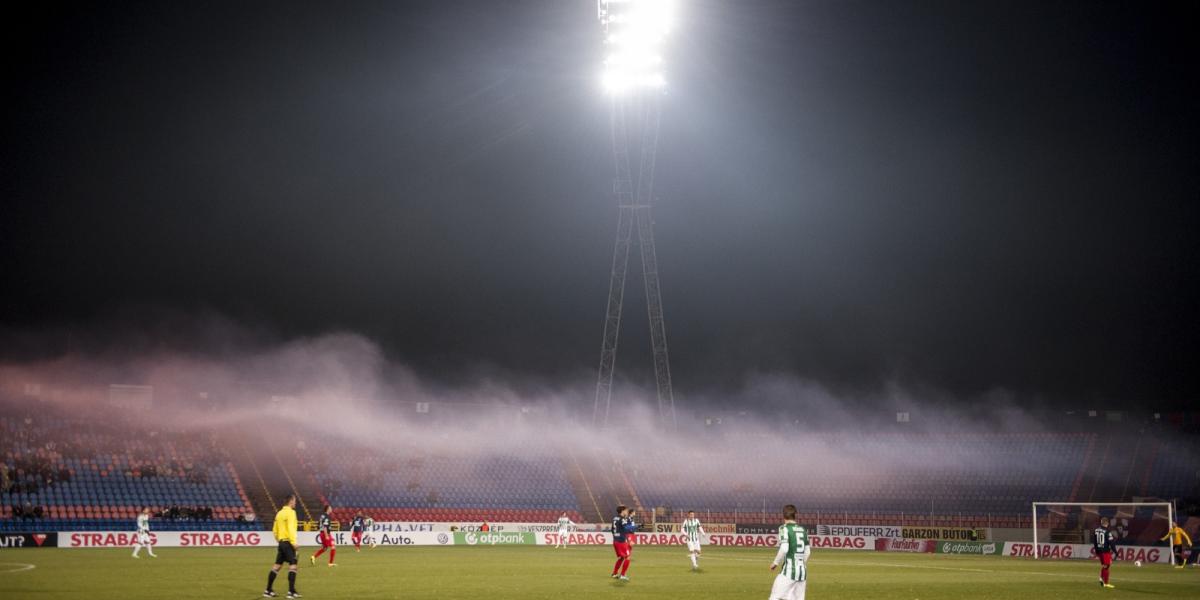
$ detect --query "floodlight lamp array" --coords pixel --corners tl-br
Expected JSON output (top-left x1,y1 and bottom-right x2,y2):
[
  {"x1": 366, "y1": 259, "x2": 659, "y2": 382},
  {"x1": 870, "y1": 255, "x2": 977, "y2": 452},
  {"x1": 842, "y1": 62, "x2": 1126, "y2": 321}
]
[{"x1": 598, "y1": 0, "x2": 677, "y2": 95}]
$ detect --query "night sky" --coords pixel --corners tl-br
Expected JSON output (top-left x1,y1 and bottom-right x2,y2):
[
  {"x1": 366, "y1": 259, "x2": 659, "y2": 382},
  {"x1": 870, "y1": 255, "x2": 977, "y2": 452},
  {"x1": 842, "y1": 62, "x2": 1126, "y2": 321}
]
[{"x1": 3, "y1": 1, "x2": 1197, "y2": 408}]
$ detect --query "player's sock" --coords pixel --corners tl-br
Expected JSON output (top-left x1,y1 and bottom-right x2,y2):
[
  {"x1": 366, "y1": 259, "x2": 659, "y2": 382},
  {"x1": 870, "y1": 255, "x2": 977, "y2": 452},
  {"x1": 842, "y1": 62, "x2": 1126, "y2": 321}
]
[
  {"x1": 690, "y1": 553, "x2": 698, "y2": 568},
  {"x1": 287, "y1": 571, "x2": 296, "y2": 593},
  {"x1": 621, "y1": 558, "x2": 631, "y2": 576},
  {"x1": 1101, "y1": 566, "x2": 1109, "y2": 584},
  {"x1": 132, "y1": 547, "x2": 140, "y2": 558},
  {"x1": 267, "y1": 570, "x2": 278, "y2": 592},
  {"x1": 329, "y1": 549, "x2": 336, "y2": 564},
  {"x1": 613, "y1": 557, "x2": 624, "y2": 575},
  {"x1": 313, "y1": 547, "x2": 325, "y2": 558}
]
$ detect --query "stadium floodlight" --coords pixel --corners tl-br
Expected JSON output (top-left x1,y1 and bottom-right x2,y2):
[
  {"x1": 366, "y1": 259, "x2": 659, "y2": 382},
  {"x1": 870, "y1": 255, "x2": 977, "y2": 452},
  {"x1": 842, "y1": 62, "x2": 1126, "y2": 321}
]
[
  {"x1": 594, "y1": 0, "x2": 679, "y2": 428},
  {"x1": 598, "y1": 0, "x2": 678, "y2": 94}
]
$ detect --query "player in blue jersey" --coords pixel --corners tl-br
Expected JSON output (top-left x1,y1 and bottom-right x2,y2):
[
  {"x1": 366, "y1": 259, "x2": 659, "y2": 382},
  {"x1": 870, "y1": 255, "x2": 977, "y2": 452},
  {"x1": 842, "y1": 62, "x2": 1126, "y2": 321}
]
[
  {"x1": 611, "y1": 505, "x2": 638, "y2": 581},
  {"x1": 310, "y1": 505, "x2": 337, "y2": 566},
  {"x1": 1093, "y1": 516, "x2": 1116, "y2": 588}
]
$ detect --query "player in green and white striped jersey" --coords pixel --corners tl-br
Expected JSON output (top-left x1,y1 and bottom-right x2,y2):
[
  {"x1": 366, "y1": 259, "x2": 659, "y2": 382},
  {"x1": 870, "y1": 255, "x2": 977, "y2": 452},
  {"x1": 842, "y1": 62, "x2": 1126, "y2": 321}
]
[
  {"x1": 682, "y1": 511, "x2": 706, "y2": 570},
  {"x1": 555, "y1": 512, "x2": 576, "y2": 548},
  {"x1": 768, "y1": 504, "x2": 810, "y2": 600},
  {"x1": 132, "y1": 507, "x2": 157, "y2": 558}
]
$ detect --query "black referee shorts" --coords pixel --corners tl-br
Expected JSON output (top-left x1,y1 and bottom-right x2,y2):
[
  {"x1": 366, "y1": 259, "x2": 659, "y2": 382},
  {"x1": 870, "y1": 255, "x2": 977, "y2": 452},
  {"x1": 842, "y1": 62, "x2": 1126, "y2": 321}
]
[{"x1": 275, "y1": 541, "x2": 298, "y2": 565}]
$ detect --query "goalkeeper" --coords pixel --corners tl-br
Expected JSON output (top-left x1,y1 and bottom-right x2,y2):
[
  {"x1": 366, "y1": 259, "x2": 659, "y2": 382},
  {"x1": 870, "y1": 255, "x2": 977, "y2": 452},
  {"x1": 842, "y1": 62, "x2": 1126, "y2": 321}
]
[
  {"x1": 1160, "y1": 521, "x2": 1192, "y2": 568},
  {"x1": 769, "y1": 504, "x2": 811, "y2": 600}
]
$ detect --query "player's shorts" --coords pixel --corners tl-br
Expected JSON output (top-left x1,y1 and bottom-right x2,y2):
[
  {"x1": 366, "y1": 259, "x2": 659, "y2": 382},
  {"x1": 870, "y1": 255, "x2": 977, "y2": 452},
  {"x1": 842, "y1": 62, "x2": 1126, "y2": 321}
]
[
  {"x1": 613, "y1": 541, "x2": 632, "y2": 558},
  {"x1": 351, "y1": 530, "x2": 363, "y2": 541},
  {"x1": 1098, "y1": 551, "x2": 1113, "y2": 566},
  {"x1": 318, "y1": 531, "x2": 335, "y2": 548},
  {"x1": 275, "y1": 541, "x2": 298, "y2": 565},
  {"x1": 137, "y1": 532, "x2": 150, "y2": 546},
  {"x1": 769, "y1": 574, "x2": 807, "y2": 600},
  {"x1": 558, "y1": 529, "x2": 569, "y2": 540},
  {"x1": 687, "y1": 540, "x2": 701, "y2": 553}
]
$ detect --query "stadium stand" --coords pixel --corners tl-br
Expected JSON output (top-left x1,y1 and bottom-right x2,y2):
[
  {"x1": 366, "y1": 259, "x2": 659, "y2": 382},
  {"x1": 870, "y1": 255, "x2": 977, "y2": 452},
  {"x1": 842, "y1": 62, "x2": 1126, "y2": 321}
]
[
  {"x1": 626, "y1": 433, "x2": 1094, "y2": 526},
  {"x1": 296, "y1": 436, "x2": 585, "y2": 524},
  {"x1": 1143, "y1": 438, "x2": 1200, "y2": 500},
  {"x1": 1, "y1": 412, "x2": 257, "y2": 532},
  {"x1": 3, "y1": 391, "x2": 1197, "y2": 533}
]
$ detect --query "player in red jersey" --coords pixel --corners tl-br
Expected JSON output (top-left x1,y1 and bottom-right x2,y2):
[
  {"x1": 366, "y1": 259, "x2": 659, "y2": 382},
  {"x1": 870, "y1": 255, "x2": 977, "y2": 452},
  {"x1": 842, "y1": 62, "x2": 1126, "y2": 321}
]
[
  {"x1": 310, "y1": 505, "x2": 337, "y2": 566},
  {"x1": 611, "y1": 505, "x2": 638, "y2": 581},
  {"x1": 349, "y1": 511, "x2": 368, "y2": 551},
  {"x1": 1093, "y1": 516, "x2": 1116, "y2": 588}
]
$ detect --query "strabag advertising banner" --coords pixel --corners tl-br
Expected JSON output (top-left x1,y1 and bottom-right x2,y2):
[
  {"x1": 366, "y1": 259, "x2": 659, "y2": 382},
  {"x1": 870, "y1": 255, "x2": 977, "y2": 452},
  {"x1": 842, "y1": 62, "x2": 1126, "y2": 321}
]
[
  {"x1": 538, "y1": 531, "x2": 615, "y2": 545},
  {"x1": 59, "y1": 531, "x2": 450, "y2": 548},
  {"x1": 535, "y1": 531, "x2": 877, "y2": 549},
  {"x1": 1003, "y1": 542, "x2": 1168, "y2": 564}
]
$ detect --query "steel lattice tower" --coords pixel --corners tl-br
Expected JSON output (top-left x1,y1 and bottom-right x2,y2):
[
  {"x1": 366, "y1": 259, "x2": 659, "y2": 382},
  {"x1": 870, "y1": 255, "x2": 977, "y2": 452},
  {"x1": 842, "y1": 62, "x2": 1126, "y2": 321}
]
[{"x1": 593, "y1": 0, "x2": 677, "y2": 428}]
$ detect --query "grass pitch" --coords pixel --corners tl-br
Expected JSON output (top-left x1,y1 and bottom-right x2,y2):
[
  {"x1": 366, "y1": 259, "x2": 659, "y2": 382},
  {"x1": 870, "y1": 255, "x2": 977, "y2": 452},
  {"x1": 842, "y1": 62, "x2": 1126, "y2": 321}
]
[{"x1": 2, "y1": 545, "x2": 1198, "y2": 599}]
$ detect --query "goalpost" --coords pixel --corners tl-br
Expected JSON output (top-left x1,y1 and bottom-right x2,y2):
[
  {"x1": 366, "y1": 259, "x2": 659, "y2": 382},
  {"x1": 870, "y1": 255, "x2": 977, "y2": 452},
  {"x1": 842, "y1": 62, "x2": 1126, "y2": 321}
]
[{"x1": 1031, "y1": 502, "x2": 1175, "y2": 565}]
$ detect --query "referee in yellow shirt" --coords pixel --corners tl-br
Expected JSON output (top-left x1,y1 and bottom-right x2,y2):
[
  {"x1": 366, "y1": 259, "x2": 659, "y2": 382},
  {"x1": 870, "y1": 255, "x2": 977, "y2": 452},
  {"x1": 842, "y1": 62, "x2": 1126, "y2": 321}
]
[
  {"x1": 265, "y1": 494, "x2": 301, "y2": 598},
  {"x1": 1161, "y1": 521, "x2": 1192, "y2": 568}
]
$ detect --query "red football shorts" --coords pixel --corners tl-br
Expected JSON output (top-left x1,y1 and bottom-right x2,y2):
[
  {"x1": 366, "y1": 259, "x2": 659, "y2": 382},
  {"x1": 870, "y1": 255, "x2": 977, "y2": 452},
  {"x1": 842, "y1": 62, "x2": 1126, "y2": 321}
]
[
  {"x1": 318, "y1": 531, "x2": 336, "y2": 548},
  {"x1": 1098, "y1": 551, "x2": 1113, "y2": 566},
  {"x1": 613, "y1": 541, "x2": 631, "y2": 558}
]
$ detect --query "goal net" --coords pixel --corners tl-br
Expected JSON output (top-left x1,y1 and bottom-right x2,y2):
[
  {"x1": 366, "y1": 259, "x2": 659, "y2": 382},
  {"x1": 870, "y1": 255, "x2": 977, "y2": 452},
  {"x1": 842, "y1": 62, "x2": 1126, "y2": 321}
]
[{"x1": 1031, "y1": 502, "x2": 1176, "y2": 565}]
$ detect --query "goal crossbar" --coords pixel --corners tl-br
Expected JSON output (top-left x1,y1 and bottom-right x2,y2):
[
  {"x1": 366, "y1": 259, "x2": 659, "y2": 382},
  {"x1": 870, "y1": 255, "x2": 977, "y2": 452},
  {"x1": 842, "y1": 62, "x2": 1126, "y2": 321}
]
[{"x1": 1031, "y1": 502, "x2": 1175, "y2": 564}]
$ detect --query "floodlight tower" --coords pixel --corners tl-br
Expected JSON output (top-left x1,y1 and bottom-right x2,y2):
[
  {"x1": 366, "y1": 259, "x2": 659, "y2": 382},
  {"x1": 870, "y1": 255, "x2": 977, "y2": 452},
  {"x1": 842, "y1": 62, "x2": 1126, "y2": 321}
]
[{"x1": 593, "y1": 0, "x2": 677, "y2": 428}]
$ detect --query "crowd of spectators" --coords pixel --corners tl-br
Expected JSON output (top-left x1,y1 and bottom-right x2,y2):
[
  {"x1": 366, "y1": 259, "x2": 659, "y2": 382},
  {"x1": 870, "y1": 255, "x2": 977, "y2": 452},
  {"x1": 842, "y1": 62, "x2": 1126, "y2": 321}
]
[
  {"x1": 9, "y1": 502, "x2": 45, "y2": 520},
  {"x1": 2, "y1": 405, "x2": 242, "y2": 524},
  {"x1": 297, "y1": 440, "x2": 402, "y2": 497},
  {"x1": 2, "y1": 412, "x2": 229, "y2": 491},
  {"x1": 1, "y1": 415, "x2": 80, "y2": 496},
  {"x1": 7, "y1": 503, "x2": 221, "y2": 522},
  {"x1": 160, "y1": 505, "x2": 215, "y2": 521},
  {"x1": 2, "y1": 452, "x2": 72, "y2": 495}
]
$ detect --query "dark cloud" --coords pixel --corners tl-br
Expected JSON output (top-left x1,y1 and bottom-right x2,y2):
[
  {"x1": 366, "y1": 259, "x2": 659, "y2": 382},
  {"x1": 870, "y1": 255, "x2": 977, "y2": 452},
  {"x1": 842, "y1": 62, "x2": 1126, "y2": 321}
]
[{"x1": 2, "y1": 1, "x2": 1197, "y2": 409}]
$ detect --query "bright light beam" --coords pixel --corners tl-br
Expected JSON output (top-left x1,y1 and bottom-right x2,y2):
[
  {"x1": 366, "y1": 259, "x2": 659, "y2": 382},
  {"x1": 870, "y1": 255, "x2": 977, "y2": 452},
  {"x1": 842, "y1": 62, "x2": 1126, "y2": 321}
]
[{"x1": 598, "y1": 0, "x2": 678, "y2": 95}]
